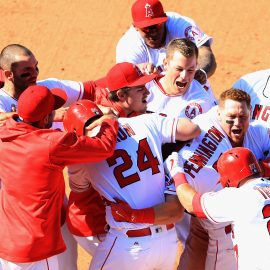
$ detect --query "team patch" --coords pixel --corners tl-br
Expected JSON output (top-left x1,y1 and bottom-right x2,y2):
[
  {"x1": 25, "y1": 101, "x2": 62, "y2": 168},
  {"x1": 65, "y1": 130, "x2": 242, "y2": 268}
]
[
  {"x1": 184, "y1": 26, "x2": 204, "y2": 43},
  {"x1": 185, "y1": 103, "x2": 202, "y2": 119}
]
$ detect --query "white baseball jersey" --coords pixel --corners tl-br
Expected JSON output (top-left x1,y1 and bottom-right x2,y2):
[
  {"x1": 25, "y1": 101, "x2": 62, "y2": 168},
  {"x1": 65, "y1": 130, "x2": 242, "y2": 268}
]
[
  {"x1": 68, "y1": 113, "x2": 178, "y2": 231},
  {"x1": 0, "y1": 78, "x2": 84, "y2": 113},
  {"x1": 201, "y1": 178, "x2": 270, "y2": 270},
  {"x1": 116, "y1": 12, "x2": 212, "y2": 70},
  {"x1": 179, "y1": 106, "x2": 270, "y2": 231},
  {"x1": 146, "y1": 76, "x2": 217, "y2": 119},
  {"x1": 233, "y1": 69, "x2": 270, "y2": 127}
]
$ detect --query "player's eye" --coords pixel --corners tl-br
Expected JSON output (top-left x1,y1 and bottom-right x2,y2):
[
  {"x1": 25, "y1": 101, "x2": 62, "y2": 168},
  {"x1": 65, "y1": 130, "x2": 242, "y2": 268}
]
[{"x1": 20, "y1": 72, "x2": 31, "y2": 78}]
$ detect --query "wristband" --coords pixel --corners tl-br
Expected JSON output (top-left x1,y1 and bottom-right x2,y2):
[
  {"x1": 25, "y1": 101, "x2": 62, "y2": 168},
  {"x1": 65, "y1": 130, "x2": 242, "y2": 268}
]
[{"x1": 134, "y1": 207, "x2": 155, "y2": 224}]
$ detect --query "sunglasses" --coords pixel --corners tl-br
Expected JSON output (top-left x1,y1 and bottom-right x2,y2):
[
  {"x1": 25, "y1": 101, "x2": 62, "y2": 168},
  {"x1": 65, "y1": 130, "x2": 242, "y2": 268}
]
[{"x1": 140, "y1": 23, "x2": 163, "y2": 33}]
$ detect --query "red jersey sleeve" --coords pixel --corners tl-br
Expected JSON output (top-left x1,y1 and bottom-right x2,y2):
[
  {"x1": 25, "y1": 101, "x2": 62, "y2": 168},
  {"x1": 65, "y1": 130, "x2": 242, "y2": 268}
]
[
  {"x1": 50, "y1": 119, "x2": 118, "y2": 165},
  {"x1": 82, "y1": 80, "x2": 97, "y2": 100}
]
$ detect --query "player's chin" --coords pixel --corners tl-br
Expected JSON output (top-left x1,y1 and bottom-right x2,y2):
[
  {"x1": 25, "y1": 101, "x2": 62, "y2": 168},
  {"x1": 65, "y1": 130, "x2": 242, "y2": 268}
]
[
  {"x1": 145, "y1": 39, "x2": 163, "y2": 49},
  {"x1": 138, "y1": 103, "x2": 147, "y2": 113},
  {"x1": 230, "y1": 135, "x2": 244, "y2": 146}
]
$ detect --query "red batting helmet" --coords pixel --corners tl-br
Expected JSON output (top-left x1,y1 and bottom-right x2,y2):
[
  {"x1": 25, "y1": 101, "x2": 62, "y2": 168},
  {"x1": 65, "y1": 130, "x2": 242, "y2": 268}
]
[
  {"x1": 63, "y1": 100, "x2": 103, "y2": 136},
  {"x1": 217, "y1": 147, "x2": 261, "y2": 188}
]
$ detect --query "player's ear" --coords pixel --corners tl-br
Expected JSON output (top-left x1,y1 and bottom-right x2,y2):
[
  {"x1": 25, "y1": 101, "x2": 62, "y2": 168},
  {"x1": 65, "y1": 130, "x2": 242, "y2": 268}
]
[
  {"x1": 116, "y1": 89, "x2": 128, "y2": 101},
  {"x1": 4, "y1": 70, "x2": 13, "y2": 81},
  {"x1": 163, "y1": 57, "x2": 168, "y2": 71}
]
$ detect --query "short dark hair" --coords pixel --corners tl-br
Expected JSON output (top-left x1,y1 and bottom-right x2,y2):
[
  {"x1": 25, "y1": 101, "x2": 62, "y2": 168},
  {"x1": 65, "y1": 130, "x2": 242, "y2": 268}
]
[
  {"x1": 166, "y1": 38, "x2": 198, "y2": 60},
  {"x1": 0, "y1": 44, "x2": 33, "y2": 70},
  {"x1": 107, "y1": 87, "x2": 130, "y2": 102}
]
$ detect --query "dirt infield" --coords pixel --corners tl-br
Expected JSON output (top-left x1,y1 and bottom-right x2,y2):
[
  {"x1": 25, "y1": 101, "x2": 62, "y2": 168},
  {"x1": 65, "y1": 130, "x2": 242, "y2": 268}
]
[{"x1": 1, "y1": 0, "x2": 269, "y2": 269}]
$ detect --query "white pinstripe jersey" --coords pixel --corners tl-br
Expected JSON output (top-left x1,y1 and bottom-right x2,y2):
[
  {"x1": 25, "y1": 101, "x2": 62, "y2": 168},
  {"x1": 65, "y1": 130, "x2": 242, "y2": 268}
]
[
  {"x1": 178, "y1": 106, "x2": 270, "y2": 231},
  {"x1": 68, "y1": 113, "x2": 178, "y2": 231},
  {"x1": 116, "y1": 12, "x2": 212, "y2": 69}
]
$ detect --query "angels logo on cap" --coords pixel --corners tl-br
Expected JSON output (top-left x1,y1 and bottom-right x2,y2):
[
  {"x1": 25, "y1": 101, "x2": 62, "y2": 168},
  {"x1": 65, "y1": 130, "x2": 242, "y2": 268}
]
[{"x1": 145, "y1": 3, "x2": 154, "y2": 18}]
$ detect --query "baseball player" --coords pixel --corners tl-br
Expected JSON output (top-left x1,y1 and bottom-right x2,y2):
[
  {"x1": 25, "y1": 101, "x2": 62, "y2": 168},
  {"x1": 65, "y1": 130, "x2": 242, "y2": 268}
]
[
  {"x1": 174, "y1": 88, "x2": 270, "y2": 270},
  {"x1": 0, "y1": 85, "x2": 118, "y2": 270},
  {"x1": 145, "y1": 37, "x2": 217, "y2": 248},
  {"x1": 167, "y1": 147, "x2": 270, "y2": 270},
  {"x1": 66, "y1": 62, "x2": 158, "y2": 257},
  {"x1": 233, "y1": 68, "x2": 270, "y2": 127},
  {"x1": 0, "y1": 44, "x2": 156, "y2": 268},
  {"x1": 116, "y1": 0, "x2": 217, "y2": 98},
  {"x1": 146, "y1": 38, "x2": 217, "y2": 118},
  {"x1": 64, "y1": 98, "x2": 201, "y2": 269},
  {"x1": 0, "y1": 44, "x2": 88, "y2": 270}
]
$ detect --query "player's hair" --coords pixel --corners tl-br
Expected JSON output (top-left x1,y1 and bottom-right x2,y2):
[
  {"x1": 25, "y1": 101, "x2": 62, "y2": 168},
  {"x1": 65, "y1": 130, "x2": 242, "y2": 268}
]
[
  {"x1": 108, "y1": 87, "x2": 130, "y2": 102},
  {"x1": 219, "y1": 88, "x2": 251, "y2": 108},
  {"x1": 0, "y1": 44, "x2": 33, "y2": 70},
  {"x1": 166, "y1": 38, "x2": 198, "y2": 60}
]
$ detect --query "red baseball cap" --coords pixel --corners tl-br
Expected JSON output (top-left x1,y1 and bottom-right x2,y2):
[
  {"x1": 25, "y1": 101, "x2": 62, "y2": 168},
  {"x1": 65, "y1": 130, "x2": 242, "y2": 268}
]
[
  {"x1": 132, "y1": 0, "x2": 168, "y2": 28},
  {"x1": 18, "y1": 85, "x2": 67, "y2": 122},
  {"x1": 106, "y1": 62, "x2": 157, "y2": 91}
]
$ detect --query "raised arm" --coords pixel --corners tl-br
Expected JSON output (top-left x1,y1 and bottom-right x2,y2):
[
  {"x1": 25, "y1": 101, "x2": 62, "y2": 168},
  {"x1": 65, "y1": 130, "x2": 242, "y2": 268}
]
[
  {"x1": 175, "y1": 118, "x2": 201, "y2": 141},
  {"x1": 164, "y1": 152, "x2": 206, "y2": 218}
]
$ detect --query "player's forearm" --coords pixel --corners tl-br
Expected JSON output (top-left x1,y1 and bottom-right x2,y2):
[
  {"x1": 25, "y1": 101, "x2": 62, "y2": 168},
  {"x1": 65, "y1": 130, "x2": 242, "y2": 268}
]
[
  {"x1": 0, "y1": 111, "x2": 16, "y2": 121},
  {"x1": 176, "y1": 183, "x2": 197, "y2": 214},
  {"x1": 175, "y1": 179, "x2": 206, "y2": 218},
  {"x1": 198, "y1": 45, "x2": 217, "y2": 78},
  {"x1": 175, "y1": 118, "x2": 201, "y2": 141},
  {"x1": 152, "y1": 196, "x2": 184, "y2": 225}
]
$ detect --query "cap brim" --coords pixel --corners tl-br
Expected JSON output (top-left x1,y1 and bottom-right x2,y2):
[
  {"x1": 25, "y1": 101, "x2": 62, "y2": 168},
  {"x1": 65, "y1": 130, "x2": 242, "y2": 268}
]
[
  {"x1": 127, "y1": 73, "x2": 157, "y2": 88},
  {"x1": 133, "y1": 16, "x2": 167, "y2": 28},
  {"x1": 51, "y1": 88, "x2": 67, "y2": 110}
]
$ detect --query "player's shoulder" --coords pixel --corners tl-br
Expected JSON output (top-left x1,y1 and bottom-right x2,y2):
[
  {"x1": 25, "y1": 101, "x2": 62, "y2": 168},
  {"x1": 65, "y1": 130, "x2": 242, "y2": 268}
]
[
  {"x1": 166, "y1": 11, "x2": 196, "y2": 25},
  {"x1": 233, "y1": 69, "x2": 270, "y2": 90},
  {"x1": 186, "y1": 80, "x2": 211, "y2": 99},
  {"x1": 239, "y1": 68, "x2": 270, "y2": 81},
  {"x1": 192, "y1": 105, "x2": 218, "y2": 122},
  {"x1": 117, "y1": 26, "x2": 142, "y2": 46},
  {"x1": 248, "y1": 120, "x2": 269, "y2": 132}
]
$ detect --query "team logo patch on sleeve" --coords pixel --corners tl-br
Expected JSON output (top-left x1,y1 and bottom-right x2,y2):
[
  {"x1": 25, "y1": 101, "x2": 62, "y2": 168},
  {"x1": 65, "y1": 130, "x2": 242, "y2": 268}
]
[
  {"x1": 185, "y1": 103, "x2": 202, "y2": 119},
  {"x1": 185, "y1": 26, "x2": 204, "y2": 43}
]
